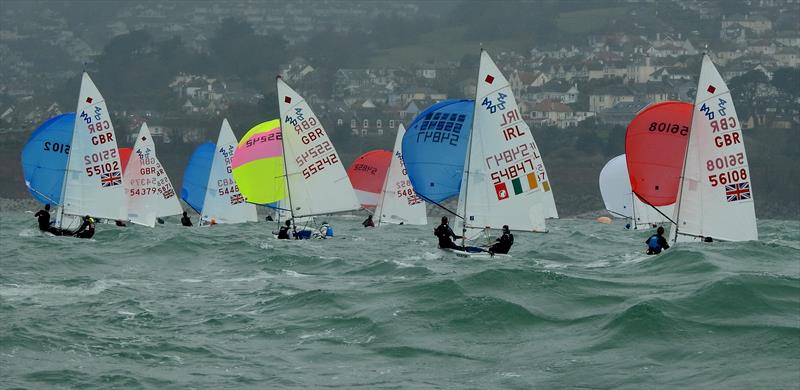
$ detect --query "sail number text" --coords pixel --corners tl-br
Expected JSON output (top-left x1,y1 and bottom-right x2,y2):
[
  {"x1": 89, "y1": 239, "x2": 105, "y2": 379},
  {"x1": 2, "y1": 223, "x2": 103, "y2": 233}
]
[
  {"x1": 302, "y1": 153, "x2": 338, "y2": 179},
  {"x1": 43, "y1": 141, "x2": 70, "y2": 154},
  {"x1": 708, "y1": 169, "x2": 747, "y2": 187},
  {"x1": 648, "y1": 121, "x2": 688, "y2": 136}
]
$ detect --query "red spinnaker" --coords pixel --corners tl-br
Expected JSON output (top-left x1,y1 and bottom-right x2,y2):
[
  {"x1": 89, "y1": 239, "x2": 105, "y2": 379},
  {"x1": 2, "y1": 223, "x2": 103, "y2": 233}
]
[
  {"x1": 346, "y1": 150, "x2": 391, "y2": 208},
  {"x1": 119, "y1": 147, "x2": 132, "y2": 173},
  {"x1": 625, "y1": 101, "x2": 692, "y2": 206}
]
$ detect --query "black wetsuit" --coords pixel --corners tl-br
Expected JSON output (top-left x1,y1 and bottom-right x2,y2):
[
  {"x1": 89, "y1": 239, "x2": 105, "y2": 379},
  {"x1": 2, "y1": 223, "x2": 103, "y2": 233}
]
[
  {"x1": 74, "y1": 220, "x2": 95, "y2": 239},
  {"x1": 489, "y1": 232, "x2": 514, "y2": 254},
  {"x1": 646, "y1": 234, "x2": 670, "y2": 255},
  {"x1": 35, "y1": 209, "x2": 51, "y2": 231},
  {"x1": 277, "y1": 225, "x2": 291, "y2": 240},
  {"x1": 434, "y1": 223, "x2": 463, "y2": 250},
  {"x1": 181, "y1": 216, "x2": 192, "y2": 227},
  {"x1": 363, "y1": 217, "x2": 375, "y2": 227}
]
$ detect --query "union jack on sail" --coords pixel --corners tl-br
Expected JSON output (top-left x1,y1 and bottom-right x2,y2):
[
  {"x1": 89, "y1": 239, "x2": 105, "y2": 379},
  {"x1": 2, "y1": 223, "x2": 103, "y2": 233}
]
[
  {"x1": 725, "y1": 181, "x2": 751, "y2": 202},
  {"x1": 101, "y1": 171, "x2": 122, "y2": 187}
]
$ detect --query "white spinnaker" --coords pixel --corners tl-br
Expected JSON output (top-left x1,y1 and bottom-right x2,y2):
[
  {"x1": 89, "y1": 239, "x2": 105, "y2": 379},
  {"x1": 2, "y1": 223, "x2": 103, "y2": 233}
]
[
  {"x1": 201, "y1": 119, "x2": 257, "y2": 224},
  {"x1": 277, "y1": 78, "x2": 360, "y2": 218},
  {"x1": 125, "y1": 123, "x2": 182, "y2": 227},
  {"x1": 670, "y1": 55, "x2": 757, "y2": 242},
  {"x1": 375, "y1": 124, "x2": 427, "y2": 226},
  {"x1": 600, "y1": 154, "x2": 672, "y2": 227},
  {"x1": 599, "y1": 155, "x2": 634, "y2": 218},
  {"x1": 62, "y1": 72, "x2": 127, "y2": 221},
  {"x1": 456, "y1": 50, "x2": 556, "y2": 236}
]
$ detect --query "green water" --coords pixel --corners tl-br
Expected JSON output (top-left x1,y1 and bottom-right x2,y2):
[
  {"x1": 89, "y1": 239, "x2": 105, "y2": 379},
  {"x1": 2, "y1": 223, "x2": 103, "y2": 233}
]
[{"x1": 1, "y1": 211, "x2": 798, "y2": 388}]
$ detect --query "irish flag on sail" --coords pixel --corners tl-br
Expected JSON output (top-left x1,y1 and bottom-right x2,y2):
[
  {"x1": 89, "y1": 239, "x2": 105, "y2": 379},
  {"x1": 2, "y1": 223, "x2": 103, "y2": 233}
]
[
  {"x1": 62, "y1": 72, "x2": 127, "y2": 221},
  {"x1": 671, "y1": 55, "x2": 757, "y2": 242},
  {"x1": 125, "y1": 122, "x2": 182, "y2": 227},
  {"x1": 456, "y1": 50, "x2": 557, "y2": 234}
]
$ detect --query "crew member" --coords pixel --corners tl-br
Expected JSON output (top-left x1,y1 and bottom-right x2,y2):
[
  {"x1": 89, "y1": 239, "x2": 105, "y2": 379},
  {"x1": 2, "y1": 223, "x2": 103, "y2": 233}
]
[
  {"x1": 181, "y1": 211, "x2": 192, "y2": 227},
  {"x1": 73, "y1": 215, "x2": 96, "y2": 239},
  {"x1": 434, "y1": 216, "x2": 463, "y2": 250},
  {"x1": 646, "y1": 226, "x2": 670, "y2": 255},
  {"x1": 362, "y1": 215, "x2": 375, "y2": 228},
  {"x1": 34, "y1": 204, "x2": 52, "y2": 232},
  {"x1": 276, "y1": 220, "x2": 292, "y2": 240},
  {"x1": 489, "y1": 225, "x2": 514, "y2": 255}
]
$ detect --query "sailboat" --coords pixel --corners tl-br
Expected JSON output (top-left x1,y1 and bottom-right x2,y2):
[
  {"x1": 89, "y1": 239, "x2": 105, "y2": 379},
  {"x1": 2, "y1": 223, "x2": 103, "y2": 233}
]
[
  {"x1": 375, "y1": 124, "x2": 427, "y2": 226},
  {"x1": 450, "y1": 49, "x2": 557, "y2": 256},
  {"x1": 47, "y1": 72, "x2": 129, "y2": 233},
  {"x1": 670, "y1": 55, "x2": 757, "y2": 242},
  {"x1": 276, "y1": 76, "x2": 360, "y2": 236},
  {"x1": 180, "y1": 119, "x2": 257, "y2": 224},
  {"x1": 599, "y1": 154, "x2": 672, "y2": 229},
  {"x1": 124, "y1": 122, "x2": 182, "y2": 227}
]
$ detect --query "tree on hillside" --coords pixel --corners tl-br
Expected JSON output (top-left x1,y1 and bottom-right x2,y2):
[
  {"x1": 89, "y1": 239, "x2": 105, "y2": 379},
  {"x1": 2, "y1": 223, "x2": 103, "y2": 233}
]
[
  {"x1": 208, "y1": 18, "x2": 286, "y2": 82},
  {"x1": 771, "y1": 68, "x2": 800, "y2": 97}
]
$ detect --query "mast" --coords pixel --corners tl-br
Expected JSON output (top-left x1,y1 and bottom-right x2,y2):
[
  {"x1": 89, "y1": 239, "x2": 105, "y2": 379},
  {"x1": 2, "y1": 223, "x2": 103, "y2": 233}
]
[
  {"x1": 277, "y1": 76, "x2": 297, "y2": 233},
  {"x1": 671, "y1": 54, "x2": 702, "y2": 243},
  {"x1": 460, "y1": 48, "x2": 483, "y2": 248}
]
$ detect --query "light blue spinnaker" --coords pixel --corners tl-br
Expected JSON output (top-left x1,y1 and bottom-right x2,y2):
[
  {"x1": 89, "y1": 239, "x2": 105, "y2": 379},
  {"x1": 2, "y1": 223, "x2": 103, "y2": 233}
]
[
  {"x1": 21, "y1": 113, "x2": 76, "y2": 205},
  {"x1": 401, "y1": 100, "x2": 474, "y2": 203},
  {"x1": 180, "y1": 142, "x2": 215, "y2": 213}
]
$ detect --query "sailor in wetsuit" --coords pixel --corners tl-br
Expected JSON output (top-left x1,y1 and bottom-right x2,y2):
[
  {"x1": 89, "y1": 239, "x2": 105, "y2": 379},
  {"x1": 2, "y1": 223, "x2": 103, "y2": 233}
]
[
  {"x1": 181, "y1": 211, "x2": 192, "y2": 227},
  {"x1": 34, "y1": 204, "x2": 52, "y2": 232},
  {"x1": 434, "y1": 216, "x2": 463, "y2": 251},
  {"x1": 646, "y1": 226, "x2": 670, "y2": 255},
  {"x1": 276, "y1": 220, "x2": 292, "y2": 240},
  {"x1": 362, "y1": 215, "x2": 375, "y2": 228},
  {"x1": 73, "y1": 215, "x2": 96, "y2": 239},
  {"x1": 489, "y1": 225, "x2": 514, "y2": 255}
]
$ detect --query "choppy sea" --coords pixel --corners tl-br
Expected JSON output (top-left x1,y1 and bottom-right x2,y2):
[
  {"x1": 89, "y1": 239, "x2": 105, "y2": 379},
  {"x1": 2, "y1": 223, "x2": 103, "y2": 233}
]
[{"x1": 1, "y1": 210, "x2": 798, "y2": 389}]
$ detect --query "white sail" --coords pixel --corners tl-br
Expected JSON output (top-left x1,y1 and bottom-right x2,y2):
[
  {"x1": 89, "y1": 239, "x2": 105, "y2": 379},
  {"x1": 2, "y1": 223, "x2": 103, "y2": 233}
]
[
  {"x1": 670, "y1": 55, "x2": 757, "y2": 242},
  {"x1": 61, "y1": 72, "x2": 127, "y2": 221},
  {"x1": 599, "y1": 154, "x2": 673, "y2": 228},
  {"x1": 125, "y1": 123, "x2": 182, "y2": 227},
  {"x1": 457, "y1": 50, "x2": 557, "y2": 235},
  {"x1": 201, "y1": 119, "x2": 257, "y2": 224},
  {"x1": 375, "y1": 124, "x2": 428, "y2": 226},
  {"x1": 277, "y1": 77, "x2": 360, "y2": 218}
]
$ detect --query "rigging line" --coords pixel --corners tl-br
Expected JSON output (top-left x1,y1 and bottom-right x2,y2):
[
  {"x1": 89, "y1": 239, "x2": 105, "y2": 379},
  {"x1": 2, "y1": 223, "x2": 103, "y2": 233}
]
[{"x1": 633, "y1": 190, "x2": 676, "y2": 225}]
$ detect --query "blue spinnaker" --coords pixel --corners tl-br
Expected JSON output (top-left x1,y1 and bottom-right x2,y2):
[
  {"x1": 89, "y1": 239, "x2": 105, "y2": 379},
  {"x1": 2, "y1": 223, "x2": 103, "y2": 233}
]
[
  {"x1": 181, "y1": 142, "x2": 215, "y2": 213},
  {"x1": 21, "y1": 113, "x2": 75, "y2": 205},
  {"x1": 402, "y1": 100, "x2": 474, "y2": 203}
]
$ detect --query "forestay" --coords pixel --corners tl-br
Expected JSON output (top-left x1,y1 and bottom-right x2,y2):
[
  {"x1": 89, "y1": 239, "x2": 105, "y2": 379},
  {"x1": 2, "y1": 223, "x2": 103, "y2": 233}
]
[
  {"x1": 231, "y1": 119, "x2": 285, "y2": 205},
  {"x1": 22, "y1": 113, "x2": 75, "y2": 205},
  {"x1": 62, "y1": 73, "x2": 127, "y2": 221},
  {"x1": 402, "y1": 100, "x2": 474, "y2": 204},
  {"x1": 457, "y1": 50, "x2": 557, "y2": 235},
  {"x1": 125, "y1": 123, "x2": 182, "y2": 227},
  {"x1": 671, "y1": 55, "x2": 757, "y2": 242},
  {"x1": 375, "y1": 124, "x2": 427, "y2": 226},
  {"x1": 277, "y1": 77, "x2": 360, "y2": 218}
]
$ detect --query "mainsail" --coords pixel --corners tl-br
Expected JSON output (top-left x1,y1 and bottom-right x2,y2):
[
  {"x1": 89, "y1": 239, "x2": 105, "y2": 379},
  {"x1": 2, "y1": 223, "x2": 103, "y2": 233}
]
[
  {"x1": 347, "y1": 150, "x2": 391, "y2": 208},
  {"x1": 61, "y1": 73, "x2": 127, "y2": 221},
  {"x1": 180, "y1": 120, "x2": 257, "y2": 224},
  {"x1": 457, "y1": 50, "x2": 557, "y2": 235},
  {"x1": 125, "y1": 123, "x2": 182, "y2": 227},
  {"x1": 231, "y1": 119, "x2": 285, "y2": 205},
  {"x1": 21, "y1": 113, "x2": 75, "y2": 205},
  {"x1": 670, "y1": 55, "x2": 757, "y2": 242},
  {"x1": 277, "y1": 77, "x2": 360, "y2": 218},
  {"x1": 375, "y1": 124, "x2": 427, "y2": 226}
]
